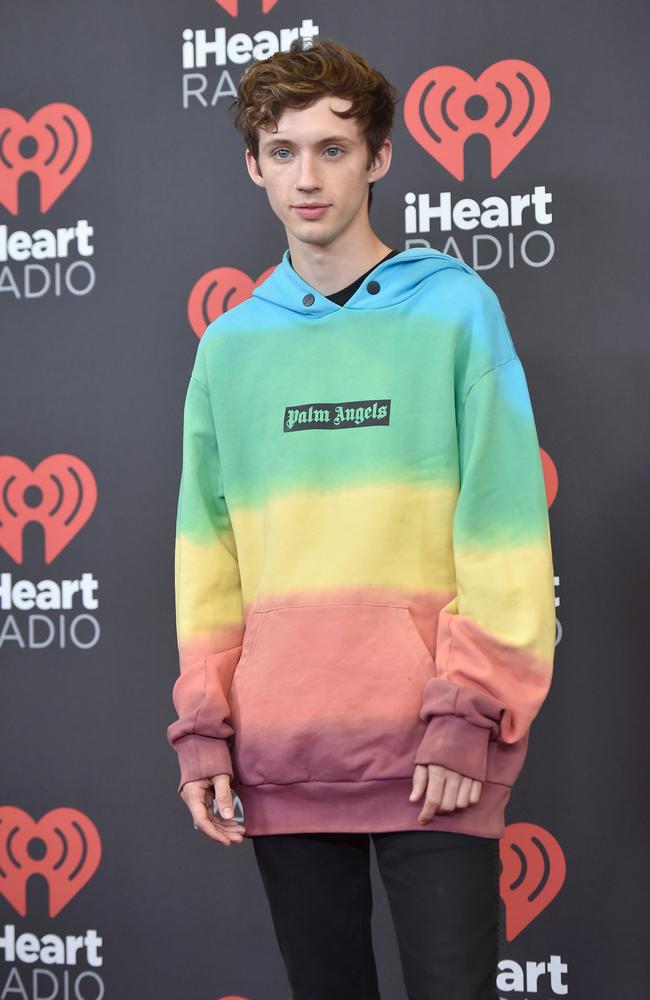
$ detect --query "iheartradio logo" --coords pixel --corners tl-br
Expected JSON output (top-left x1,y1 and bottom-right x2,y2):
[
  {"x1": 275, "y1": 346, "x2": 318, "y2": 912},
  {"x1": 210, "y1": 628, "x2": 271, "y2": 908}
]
[
  {"x1": 214, "y1": 0, "x2": 280, "y2": 13},
  {"x1": 404, "y1": 60, "x2": 550, "y2": 180},
  {"x1": 500, "y1": 822, "x2": 566, "y2": 940},
  {"x1": 188, "y1": 264, "x2": 275, "y2": 337},
  {"x1": 0, "y1": 455, "x2": 97, "y2": 564},
  {"x1": 0, "y1": 807, "x2": 101, "y2": 917},
  {"x1": 0, "y1": 104, "x2": 92, "y2": 215}
]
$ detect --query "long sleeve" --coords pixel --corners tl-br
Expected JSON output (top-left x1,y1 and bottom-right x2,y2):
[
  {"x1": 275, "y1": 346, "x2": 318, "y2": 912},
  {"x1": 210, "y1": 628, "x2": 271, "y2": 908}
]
[
  {"x1": 166, "y1": 342, "x2": 245, "y2": 795},
  {"x1": 414, "y1": 295, "x2": 556, "y2": 786}
]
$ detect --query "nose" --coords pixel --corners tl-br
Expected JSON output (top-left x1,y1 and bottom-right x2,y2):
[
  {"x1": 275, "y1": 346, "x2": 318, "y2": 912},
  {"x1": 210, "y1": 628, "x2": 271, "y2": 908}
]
[{"x1": 295, "y1": 152, "x2": 321, "y2": 192}]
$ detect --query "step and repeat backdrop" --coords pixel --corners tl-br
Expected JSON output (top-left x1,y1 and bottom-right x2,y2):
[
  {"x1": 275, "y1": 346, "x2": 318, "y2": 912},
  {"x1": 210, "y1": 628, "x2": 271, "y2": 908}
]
[{"x1": 1, "y1": 2, "x2": 646, "y2": 998}]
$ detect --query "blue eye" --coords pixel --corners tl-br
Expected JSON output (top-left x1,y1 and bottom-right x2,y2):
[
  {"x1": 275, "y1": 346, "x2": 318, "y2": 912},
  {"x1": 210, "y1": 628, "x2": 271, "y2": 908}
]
[{"x1": 271, "y1": 147, "x2": 343, "y2": 159}]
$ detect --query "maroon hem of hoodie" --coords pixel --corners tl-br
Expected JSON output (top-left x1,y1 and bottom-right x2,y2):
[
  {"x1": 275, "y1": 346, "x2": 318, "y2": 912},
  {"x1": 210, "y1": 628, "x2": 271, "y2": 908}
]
[{"x1": 230, "y1": 775, "x2": 511, "y2": 839}]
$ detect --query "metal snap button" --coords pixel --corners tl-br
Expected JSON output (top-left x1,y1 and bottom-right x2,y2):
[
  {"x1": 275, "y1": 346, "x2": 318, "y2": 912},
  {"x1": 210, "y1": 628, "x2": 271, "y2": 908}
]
[
  {"x1": 302, "y1": 293, "x2": 315, "y2": 306},
  {"x1": 367, "y1": 280, "x2": 380, "y2": 294}
]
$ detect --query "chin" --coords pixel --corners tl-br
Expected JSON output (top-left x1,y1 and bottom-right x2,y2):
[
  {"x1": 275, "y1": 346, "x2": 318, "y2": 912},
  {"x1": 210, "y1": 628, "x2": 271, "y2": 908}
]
[{"x1": 289, "y1": 226, "x2": 335, "y2": 248}]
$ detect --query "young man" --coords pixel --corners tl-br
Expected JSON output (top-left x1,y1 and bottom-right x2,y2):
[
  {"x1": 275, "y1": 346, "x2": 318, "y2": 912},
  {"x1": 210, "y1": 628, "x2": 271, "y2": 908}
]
[{"x1": 167, "y1": 38, "x2": 556, "y2": 1000}]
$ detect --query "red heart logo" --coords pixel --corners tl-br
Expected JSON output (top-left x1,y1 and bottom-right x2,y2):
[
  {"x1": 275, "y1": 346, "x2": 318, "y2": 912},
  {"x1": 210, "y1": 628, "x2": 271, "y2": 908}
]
[
  {"x1": 404, "y1": 60, "x2": 550, "y2": 179},
  {"x1": 0, "y1": 104, "x2": 92, "y2": 214},
  {"x1": 541, "y1": 447, "x2": 558, "y2": 507},
  {"x1": 0, "y1": 455, "x2": 97, "y2": 564},
  {"x1": 187, "y1": 265, "x2": 276, "y2": 338},
  {"x1": 0, "y1": 807, "x2": 102, "y2": 917},
  {"x1": 500, "y1": 822, "x2": 566, "y2": 940}
]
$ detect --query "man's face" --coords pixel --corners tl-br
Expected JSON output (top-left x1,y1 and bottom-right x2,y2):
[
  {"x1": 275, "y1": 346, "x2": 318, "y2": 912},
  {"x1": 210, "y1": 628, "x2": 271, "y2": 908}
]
[{"x1": 245, "y1": 94, "x2": 391, "y2": 249}]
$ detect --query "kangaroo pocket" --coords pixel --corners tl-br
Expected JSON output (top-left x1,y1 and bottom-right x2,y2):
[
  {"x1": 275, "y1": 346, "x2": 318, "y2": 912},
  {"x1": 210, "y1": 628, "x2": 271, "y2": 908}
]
[{"x1": 229, "y1": 602, "x2": 436, "y2": 786}]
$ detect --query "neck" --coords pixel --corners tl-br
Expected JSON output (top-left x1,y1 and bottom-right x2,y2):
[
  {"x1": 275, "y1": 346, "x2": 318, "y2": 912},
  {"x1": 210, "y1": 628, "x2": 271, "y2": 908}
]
[{"x1": 287, "y1": 224, "x2": 392, "y2": 297}]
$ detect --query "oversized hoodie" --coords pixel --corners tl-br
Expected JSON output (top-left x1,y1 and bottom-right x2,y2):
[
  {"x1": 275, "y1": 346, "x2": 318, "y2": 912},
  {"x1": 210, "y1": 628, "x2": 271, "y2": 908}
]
[{"x1": 166, "y1": 247, "x2": 556, "y2": 840}]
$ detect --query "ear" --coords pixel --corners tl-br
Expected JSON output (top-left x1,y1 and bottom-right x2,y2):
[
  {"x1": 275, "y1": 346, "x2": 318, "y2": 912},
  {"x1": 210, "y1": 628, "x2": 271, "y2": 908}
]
[
  {"x1": 368, "y1": 138, "x2": 392, "y2": 184},
  {"x1": 245, "y1": 148, "x2": 266, "y2": 189}
]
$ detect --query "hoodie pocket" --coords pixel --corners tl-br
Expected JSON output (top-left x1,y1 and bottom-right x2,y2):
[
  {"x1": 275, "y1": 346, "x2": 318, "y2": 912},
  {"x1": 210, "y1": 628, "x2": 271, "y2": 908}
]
[{"x1": 230, "y1": 602, "x2": 435, "y2": 786}]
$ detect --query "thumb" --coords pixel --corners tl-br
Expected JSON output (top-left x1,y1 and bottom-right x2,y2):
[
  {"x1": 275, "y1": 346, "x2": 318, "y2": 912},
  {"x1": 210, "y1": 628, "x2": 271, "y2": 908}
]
[{"x1": 212, "y1": 774, "x2": 234, "y2": 819}]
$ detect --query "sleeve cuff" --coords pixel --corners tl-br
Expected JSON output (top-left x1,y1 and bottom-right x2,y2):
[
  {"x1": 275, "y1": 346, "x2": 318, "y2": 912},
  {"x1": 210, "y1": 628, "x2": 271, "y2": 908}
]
[
  {"x1": 413, "y1": 714, "x2": 492, "y2": 783},
  {"x1": 174, "y1": 734, "x2": 233, "y2": 795}
]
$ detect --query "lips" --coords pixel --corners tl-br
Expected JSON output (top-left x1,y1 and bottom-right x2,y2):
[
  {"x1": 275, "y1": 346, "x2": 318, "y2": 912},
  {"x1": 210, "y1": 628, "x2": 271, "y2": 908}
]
[{"x1": 294, "y1": 205, "x2": 329, "y2": 219}]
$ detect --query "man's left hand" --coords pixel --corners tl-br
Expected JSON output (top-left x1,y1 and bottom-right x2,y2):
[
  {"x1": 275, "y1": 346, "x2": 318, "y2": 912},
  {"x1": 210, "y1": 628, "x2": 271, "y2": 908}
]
[{"x1": 409, "y1": 764, "x2": 482, "y2": 824}]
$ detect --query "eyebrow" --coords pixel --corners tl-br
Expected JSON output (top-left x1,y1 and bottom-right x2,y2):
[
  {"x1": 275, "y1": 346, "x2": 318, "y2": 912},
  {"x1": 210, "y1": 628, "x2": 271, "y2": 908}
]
[{"x1": 261, "y1": 135, "x2": 353, "y2": 149}]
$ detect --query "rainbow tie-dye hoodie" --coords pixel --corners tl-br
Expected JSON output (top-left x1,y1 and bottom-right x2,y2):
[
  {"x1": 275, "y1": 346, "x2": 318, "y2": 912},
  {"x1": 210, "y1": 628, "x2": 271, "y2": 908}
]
[{"x1": 166, "y1": 247, "x2": 556, "y2": 839}]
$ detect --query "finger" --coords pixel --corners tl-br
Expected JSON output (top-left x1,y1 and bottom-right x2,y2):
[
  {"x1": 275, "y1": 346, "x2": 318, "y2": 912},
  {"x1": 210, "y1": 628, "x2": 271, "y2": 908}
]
[
  {"x1": 210, "y1": 802, "x2": 247, "y2": 836},
  {"x1": 438, "y1": 772, "x2": 462, "y2": 813},
  {"x1": 469, "y1": 780, "x2": 482, "y2": 804},
  {"x1": 212, "y1": 777, "x2": 236, "y2": 820},
  {"x1": 188, "y1": 802, "x2": 233, "y2": 845},
  {"x1": 193, "y1": 807, "x2": 246, "y2": 844},
  {"x1": 454, "y1": 776, "x2": 473, "y2": 809},
  {"x1": 184, "y1": 782, "x2": 245, "y2": 831},
  {"x1": 208, "y1": 790, "x2": 247, "y2": 837},
  {"x1": 186, "y1": 790, "x2": 246, "y2": 844},
  {"x1": 418, "y1": 767, "x2": 445, "y2": 824},
  {"x1": 457, "y1": 775, "x2": 474, "y2": 808},
  {"x1": 409, "y1": 764, "x2": 428, "y2": 802},
  {"x1": 217, "y1": 822, "x2": 247, "y2": 843}
]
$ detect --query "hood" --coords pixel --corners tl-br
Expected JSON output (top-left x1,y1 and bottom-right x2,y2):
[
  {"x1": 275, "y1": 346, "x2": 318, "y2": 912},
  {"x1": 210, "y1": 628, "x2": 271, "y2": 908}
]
[{"x1": 251, "y1": 246, "x2": 476, "y2": 319}]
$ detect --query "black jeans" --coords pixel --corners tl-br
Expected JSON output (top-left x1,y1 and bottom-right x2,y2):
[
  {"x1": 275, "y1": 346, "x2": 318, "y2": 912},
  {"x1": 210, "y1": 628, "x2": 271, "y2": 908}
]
[{"x1": 252, "y1": 829, "x2": 501, "y2": 1000}]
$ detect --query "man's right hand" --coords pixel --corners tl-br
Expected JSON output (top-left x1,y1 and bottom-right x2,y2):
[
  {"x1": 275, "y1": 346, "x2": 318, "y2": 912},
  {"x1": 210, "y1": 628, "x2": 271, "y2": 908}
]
[{"x1": 180, "y1": 774, "x2": 247, "y2": 846}]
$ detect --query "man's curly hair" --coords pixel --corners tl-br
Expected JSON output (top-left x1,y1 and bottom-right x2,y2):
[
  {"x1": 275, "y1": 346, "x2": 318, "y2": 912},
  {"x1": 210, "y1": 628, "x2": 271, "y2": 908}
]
[{"x1": 230, "y1": 37, "x2": 399, "y2": 212}]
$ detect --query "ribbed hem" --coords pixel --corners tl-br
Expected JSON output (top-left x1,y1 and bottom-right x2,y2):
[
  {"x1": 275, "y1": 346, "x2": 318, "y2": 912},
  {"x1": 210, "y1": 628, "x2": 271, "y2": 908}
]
[{"x1": 230, "y1": 776, "x2": 511, "y2": 839}]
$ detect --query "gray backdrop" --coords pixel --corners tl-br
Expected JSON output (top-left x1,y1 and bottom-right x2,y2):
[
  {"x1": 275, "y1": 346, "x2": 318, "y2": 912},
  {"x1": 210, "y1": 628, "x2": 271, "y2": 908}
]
[{"x1": 1, "y1": 2, "x2": 647, "y2": 997}]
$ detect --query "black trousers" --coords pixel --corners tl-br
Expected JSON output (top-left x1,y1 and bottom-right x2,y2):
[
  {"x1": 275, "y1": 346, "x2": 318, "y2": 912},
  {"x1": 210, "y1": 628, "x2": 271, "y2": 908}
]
[{"x1": 252, "y1": 829, "x2": 501, "y2": 1000}]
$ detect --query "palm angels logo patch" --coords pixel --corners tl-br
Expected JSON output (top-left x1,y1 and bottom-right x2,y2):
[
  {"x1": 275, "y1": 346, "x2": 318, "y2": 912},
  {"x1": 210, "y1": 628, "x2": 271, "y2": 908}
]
[{"x1": 284, "y1": 399, "x2": 391, "y2": 432}]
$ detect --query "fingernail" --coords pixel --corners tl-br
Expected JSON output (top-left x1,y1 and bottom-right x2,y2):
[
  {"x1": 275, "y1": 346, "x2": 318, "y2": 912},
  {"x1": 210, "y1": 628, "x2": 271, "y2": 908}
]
[{"x1": 222, "y1": 807, "x2": 233, "y2": 818}]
